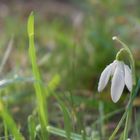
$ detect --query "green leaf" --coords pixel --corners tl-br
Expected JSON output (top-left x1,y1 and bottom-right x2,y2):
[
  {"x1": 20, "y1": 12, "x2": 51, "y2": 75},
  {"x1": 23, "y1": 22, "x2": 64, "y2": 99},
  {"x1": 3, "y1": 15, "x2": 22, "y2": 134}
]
[
  {"x1": 27, "y1": 12, "x2": 48, "y2": 140},
  {"x1": 0, "y1": 101, "x2": 24, "y2": 140},
  {"x1": 59, "y1": 102, "x2": 72, "y2": 140},
  {"x1": 28, "y1": 12, "x2": 34, "y2": 37},
  {"x1": 28, "y1": 115, "x2": 36, "y2": 140},
  {"x1": 46, "y1": 125, "x2": 90, "y2": 140}
]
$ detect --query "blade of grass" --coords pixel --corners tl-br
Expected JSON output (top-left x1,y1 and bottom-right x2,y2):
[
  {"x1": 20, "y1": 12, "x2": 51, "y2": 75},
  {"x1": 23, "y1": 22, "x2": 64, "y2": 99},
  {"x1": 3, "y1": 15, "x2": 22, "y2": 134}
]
[
  {"x1": 58, "y1": 102, "x2": 72, "y2": 140},
  {"x1": 28, "y1": 12, "x2": 48, "y2": 140},
  {"x1": 45, "y1": 74, "x2": 73, "y2": 140},
  {"x1": 47, "y1": 125, "x2": 81, "y2": 140},
  {"x1": 98, "y1": 101, "x2": 105, "y2": 139},
  {"x1": 4, "y1": 119, "x2": 8, "y2": 140},
  {"x1": 81, "y1": 130, "x2": 86, "y2": 140},
  {"x1": 46, "y1": 125, "x2": 91, "y2": 140},
  {"x1": 45, "y1": 74, "x2": 61, "y2": 97},
  {"x1": 0, "y1": 101, "x2": 24, "y2": 140},
  {"x1": 134, "y1": 108, "x2": 140, "y2": 139},
  {"x1": 28, "y1": 115, "x2": 36, "y2": 140},
  {"x1": 0, "y1": 37, "x2": 13, "y2": 76}
]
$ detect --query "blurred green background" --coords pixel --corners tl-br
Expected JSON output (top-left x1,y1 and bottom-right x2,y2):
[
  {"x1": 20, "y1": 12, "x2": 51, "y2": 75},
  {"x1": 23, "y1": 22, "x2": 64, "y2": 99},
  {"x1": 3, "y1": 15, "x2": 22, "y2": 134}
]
[{"x1": 0, "y1": 0, "x2": 140, "y2": 139}]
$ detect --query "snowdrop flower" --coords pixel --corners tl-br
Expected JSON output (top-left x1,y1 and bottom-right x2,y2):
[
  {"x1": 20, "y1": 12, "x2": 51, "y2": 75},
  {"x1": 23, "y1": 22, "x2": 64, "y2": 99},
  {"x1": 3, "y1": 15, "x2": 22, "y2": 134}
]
[{"x1": 98, "y1": 60, "x2": 132, "y2": 103}]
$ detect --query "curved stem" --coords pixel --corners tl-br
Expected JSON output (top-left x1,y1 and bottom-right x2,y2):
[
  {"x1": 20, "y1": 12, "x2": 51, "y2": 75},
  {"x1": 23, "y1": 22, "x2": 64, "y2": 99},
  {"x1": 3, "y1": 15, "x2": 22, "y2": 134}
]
[{"x1": 113, "y1": 36, "x2": 136, "y2": 85}]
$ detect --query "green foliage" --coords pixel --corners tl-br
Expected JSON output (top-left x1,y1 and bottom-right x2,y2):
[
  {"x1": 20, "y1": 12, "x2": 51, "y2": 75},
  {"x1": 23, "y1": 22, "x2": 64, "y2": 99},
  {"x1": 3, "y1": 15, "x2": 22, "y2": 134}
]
[
  {"x1": 0, "y1": 101, "x2": 23, "y2": 140},
  {"x1": 28, "y1": 12, "x2": 48, "y2": 140},
  {"x1": 0, "y1": 0, "x2": 140, "y2": 140},
  {"x1": 28, "y1": 115, "x2": 36, "y2": 140}
]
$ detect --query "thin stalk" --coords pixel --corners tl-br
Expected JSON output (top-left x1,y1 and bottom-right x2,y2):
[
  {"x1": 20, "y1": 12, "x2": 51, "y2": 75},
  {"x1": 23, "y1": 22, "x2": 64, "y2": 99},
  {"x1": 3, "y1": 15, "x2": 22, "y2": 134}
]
[
  {"x1": 109, "y1": 79, "x2": 140, "y2": 140},
  {"x1": 46, "y1": 125, "x2": 90, "y2": 140},
  {"x1": 123, "y1": 92, "x2": 133, "y2": 140},
  {"x1": 113, "y1": 36, "x2": 136, "y2": 139},
  {"x1": 0, "y1": 101, "x2": 24, "y2": 140},
  {"x1": 70, "y1": 43, "x2": 86, "y2": 135},
  {"x1": 113, "y1": 36, "x2": 136, "y2": 85},
  {"x1": 134, "y1": 108, "x2": 140, "y2": 139},
  {"x1": 92, "y1": 107, "x2": 124, "y2": 127},
  {"x1": 109, "y1": 110, "x2": 127, "y2": 140},
  {"x1": 28, "y1": 12, "x2": 48, "y2": 140},
  {"x1": 99, "y1": 101, "x2": 105, "y2": 138},
  {"x1": 4, "y1": 119, "x2": 8, "y2": 140},
  {"x1": 123, "y1": 106, "x2": 131, "y2": 140},
  {"x1": 81, "y1": 130, "x2": 86, "y2": 140}
]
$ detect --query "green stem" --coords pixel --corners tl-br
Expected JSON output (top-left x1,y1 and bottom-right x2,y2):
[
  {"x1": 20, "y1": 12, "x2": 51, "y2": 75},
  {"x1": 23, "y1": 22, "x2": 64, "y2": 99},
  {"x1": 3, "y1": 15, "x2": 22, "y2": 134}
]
[
  {"x1": 28, "y1": 12, "x2": 48, "y2": 140},
  {"x1": 113, "y1": 36, "x2": 136, "y2": 85},
  {"x1": 123, "y1": 105, "x2": 131, "y2": 140},
  {"x1": 109, "y1": 79, "x2": 140, "y2": 140},
  {"x1": 4, "y1": 119, "x2": 8, "y2": 140},
  {"x1": 123, "y1": 90, "x2": 133, "y2": 140},
  {"x1": 113, "y1": 36, "x2": 137, "y2": 140},
  {"x1": 109, "y1": 110, "x2": 127, "y2": 140}
]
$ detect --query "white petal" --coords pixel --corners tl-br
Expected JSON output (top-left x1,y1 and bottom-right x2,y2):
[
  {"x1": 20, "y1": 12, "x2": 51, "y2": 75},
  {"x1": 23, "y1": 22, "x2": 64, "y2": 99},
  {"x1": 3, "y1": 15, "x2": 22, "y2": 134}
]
[
  {"x1": 124, "y1": 65, "x2": 132, "y2": 92},
  {"x1": 98, "y1": 63, "x2": 113, "y2": 92},
  {"x1": 111, "y1": 62, "x2": 125, "y2": 103},
  {"x1": 110, "y1": 60, "x2": 117, "y2": 75}
]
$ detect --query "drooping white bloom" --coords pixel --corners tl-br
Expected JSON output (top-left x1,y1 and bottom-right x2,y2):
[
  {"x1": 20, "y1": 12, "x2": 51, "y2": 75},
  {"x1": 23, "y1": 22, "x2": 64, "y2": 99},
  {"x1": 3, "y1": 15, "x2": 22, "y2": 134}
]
[{"x1": 98, "y1": 60, "x2": 132, "y2": 103}]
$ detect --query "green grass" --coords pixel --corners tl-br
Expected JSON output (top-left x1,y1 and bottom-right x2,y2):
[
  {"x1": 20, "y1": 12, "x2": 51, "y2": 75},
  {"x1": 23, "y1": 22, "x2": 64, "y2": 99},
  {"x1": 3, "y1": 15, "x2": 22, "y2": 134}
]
[
  {"x1": 0, "y1": 1, "x2": 140, "y2": 140},
  {"x1": 0, "y1": 101, "x2": 23, "y2": 140},
  {"x1": 28, "y1": 12, "x2": 49, "y2": 140}
]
